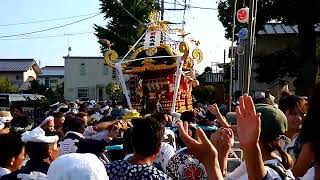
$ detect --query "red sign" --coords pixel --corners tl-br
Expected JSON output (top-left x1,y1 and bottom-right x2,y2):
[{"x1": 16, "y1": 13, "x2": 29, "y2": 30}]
[{"x1": 237, "y1": 7, "x2": 249, "y2": 23}]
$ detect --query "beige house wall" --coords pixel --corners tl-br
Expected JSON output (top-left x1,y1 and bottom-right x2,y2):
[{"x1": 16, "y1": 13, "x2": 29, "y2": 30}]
[
  {"x1": 64, "y1": 56, "x2": 122, "y2": 101},
  {"x1": 0, "y1": 73, "x2": 24, "y2": 81},
  {"x1": 23, "y1": 68, "x2": 38, "y2": 81}
]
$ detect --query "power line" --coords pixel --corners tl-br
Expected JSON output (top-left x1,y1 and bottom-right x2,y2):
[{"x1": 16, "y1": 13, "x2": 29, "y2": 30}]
[
  {"x1": 163, "y1": 1, "x2": 217, "y2": 10},
  {"x1": 0, "y1": 13, "x2": 98, "y2": 27},
  {"x1": 0, "y1": 13, "x2": 101, "y2": 39},
  {"x1": 187, "y1": 5, "x2": 217, "y2": 10},
  {"x1": 112, "y1": 0, "x2": 145, "y2": 26},
  {"x1": 0, "y1": 31, "x2": 94, "y2": 40}
]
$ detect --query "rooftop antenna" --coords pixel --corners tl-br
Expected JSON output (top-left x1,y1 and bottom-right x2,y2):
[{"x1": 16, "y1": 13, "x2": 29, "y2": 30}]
[{"x1": 66, "y1": 33, "x2": 71, "y2": 56}]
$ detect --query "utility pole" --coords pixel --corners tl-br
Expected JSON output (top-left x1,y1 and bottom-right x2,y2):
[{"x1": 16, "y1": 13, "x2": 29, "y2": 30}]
[
  {"x1": 229, "y1": 0, "x2": 238, "y2": 112},
  {"x1": 161, "y1": 0, "x2": 164, "y2": 20},
  {"x1": 223, "y1": 49, "x2": 226, "y2": 64},
  {"x1": 244, "y1": 0, "x2": 258, "y2": 94}
]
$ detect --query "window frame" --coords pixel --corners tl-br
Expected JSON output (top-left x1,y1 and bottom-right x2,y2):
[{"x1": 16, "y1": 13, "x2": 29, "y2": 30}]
[
  {"x1": 80, "y1": 63, "x2": 87, "y2": 75},
  {"x1": 77, "y1": 88, "x2": 89, "y2": 99}
]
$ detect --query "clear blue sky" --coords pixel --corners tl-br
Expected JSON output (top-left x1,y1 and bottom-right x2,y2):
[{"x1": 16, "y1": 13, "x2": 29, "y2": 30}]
[{"x1": 0, "y1": 0, "x2": 229, "y2": 72}]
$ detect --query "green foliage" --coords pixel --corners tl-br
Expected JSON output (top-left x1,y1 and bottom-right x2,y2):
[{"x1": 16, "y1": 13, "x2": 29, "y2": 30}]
[
  {"x1": 204, "y1": 67, "x2": 213, "y2": 73},
  {"x1": 95, "y1": 0, "x2": 158, "y2": 56},
  {"x1": 192, "y1": 85, "x2": 216, "y2": 104},
  {"x1": 254, "y1": 47, "x2": 301, "y2": 83},
  {"x1": 106, "y1": 82, "x2": 123, "y2": 101},
  {"x1": 218, "y1": 0, "x2": 320, "y2": 39},
  {"x1": 0, "y1": 77, "x2": 19, "y2": 93},
  {"x1": 193, "y1": 67, "x2": 218, "y2": 103},
  {"x1": 23, "y1": 80, "x2": 64, "y2": 107}
]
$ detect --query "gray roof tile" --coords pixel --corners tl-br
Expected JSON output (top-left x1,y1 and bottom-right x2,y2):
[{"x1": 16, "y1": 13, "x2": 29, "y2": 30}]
[
  {"x1": 40, "y1": 66, "x2": 64, "y2": 76},
  {"x1": 0, "y1": 59, "x2": 37, "y2": 72},
  {"x1": 258, "y1": 23, "x2": 319, "y2": 35}
]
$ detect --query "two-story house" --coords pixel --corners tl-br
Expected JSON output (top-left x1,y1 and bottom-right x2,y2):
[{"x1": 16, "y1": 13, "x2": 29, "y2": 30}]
[
  {"x1": 38, "y1": 66, "x2": 64, "y2": 89},
  {"x1": 64, "y1": 56, "x2": 120, "y2": 101},
  {"x1": 0, "y1": 59, "x2": 41, "y2": 90}
]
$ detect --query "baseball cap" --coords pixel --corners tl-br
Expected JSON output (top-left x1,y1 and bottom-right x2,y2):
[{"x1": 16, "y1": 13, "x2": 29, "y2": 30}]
[
  {"x1": 225, "y1": 104, "x2": 288, "y2": 141},
  {"x1": 256, "y1": 104, "x2": 288, "y2": 141}
]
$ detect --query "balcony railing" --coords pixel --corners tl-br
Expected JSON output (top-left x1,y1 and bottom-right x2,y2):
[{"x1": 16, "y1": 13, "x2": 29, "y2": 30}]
[{"x1": 205, "y1": 73, "x2": 224, "y2": 83}]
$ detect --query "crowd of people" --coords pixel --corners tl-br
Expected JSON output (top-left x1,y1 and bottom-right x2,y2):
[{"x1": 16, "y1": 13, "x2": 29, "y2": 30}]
[{"x1": 0, "y1": 83, "x2": 319, "y2": 179}]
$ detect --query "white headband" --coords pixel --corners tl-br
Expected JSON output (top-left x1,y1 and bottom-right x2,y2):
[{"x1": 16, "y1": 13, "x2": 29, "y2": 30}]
[
  {"x1": 21, "y1": 127, "x2": 58, "y2": 143},
  {"x1": 0, "y1": 116, "x2": 12, "y2": 123}
]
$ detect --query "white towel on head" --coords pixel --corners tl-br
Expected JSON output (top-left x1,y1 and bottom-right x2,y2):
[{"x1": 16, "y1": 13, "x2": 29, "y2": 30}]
[
  {"x1": 100, "y1": 105, "x2": 109, "y2": 113},
  {"x1": 21, "y1": 127, "x2": 58, "y2": 143},
  {"x1": 47, "y1": 153, "x2": 109, "y2": 180},
  {"x1": 39, "y1": 116, "x2": 54, "y2": 127},
  {"x1": 17, "y1": 171, "x2": 47, "y2": 180},
  {"x1": 0, "y1": 117, "x2": 8, "y2": 123}
]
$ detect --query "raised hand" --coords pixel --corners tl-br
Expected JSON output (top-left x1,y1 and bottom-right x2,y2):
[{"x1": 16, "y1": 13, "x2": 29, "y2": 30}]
[
  {"x1": 210, "y1": 128, "x2": 234, "y2": 155},
  {"x1": 106, "y1": 122, "x2": 120, "y2": 141},
  {"x1": 210, "y1": 128, "x2": 234, "y2": 176},
  {"x1": 208, "y1": 104, "x2": 220, "y2": 116},
  {"x1": 176, "y1": 120, "x2": 218, "y2": 164},
  {"x1": 236, "y1": 95, "x2": 261, "y2": 149},
  {"x1": 176, "y1": 120, "x2": 223, "y2": 180},
  {"x1": 235, "y1": 96, "x2": 266, "y2": 180}
]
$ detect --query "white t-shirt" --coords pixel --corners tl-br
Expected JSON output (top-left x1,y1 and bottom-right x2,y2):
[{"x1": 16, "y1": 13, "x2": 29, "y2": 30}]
[
  {"x1": 164, "y1": 128, "x2": 176, "y2": 151},
  {"x1": 0, "y1": 167, "x2": 10, "y2": 177},
  {"x1": 279, "y1": 133, "x2": 299, "y2": 162},
  {"x1": 299, "y1": 166, "x2": 315, "y2": 180},
  {"x1": 225, "y1": 159, "x2": 295, "y2": 180},
  {"x1": 154, "y1": 142, "x2": 175, "y2": 171}
]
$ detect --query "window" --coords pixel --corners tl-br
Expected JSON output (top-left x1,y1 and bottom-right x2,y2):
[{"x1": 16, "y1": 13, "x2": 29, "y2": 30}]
[
  {"x1": 16, "y1": 75, "x2": 20, "y2": 80},
  {"x1": 80, "y1": 63, "x2": 86, "y2": 75},
  {"x1": 103, "y1": 66, "x2": 109, "y2": 75},
  {"x1": 78, "y1": 88, "x2": 89, "y2": 99}
]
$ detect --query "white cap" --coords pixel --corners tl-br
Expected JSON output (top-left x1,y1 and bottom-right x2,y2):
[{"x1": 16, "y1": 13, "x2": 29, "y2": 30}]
[
  {"x1": 21, "y1": 127, "x2": 58, "y2": 143},
  {"x1": 89, "y1": 100, "x2": 96, "y2": 105},
  {"x1": 47, "y1": 153, "x2": 109, "y2": 180}
]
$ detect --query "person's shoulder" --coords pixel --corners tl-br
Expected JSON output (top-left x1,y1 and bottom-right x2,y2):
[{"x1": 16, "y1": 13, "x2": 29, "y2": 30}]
[
  {"x1": 151, "y1": 169, "x2": 171, "y2": 179},
  {"x1": 106, "y1": 161, "x2": 171, "y2": 179},
  {"x1": 1, "y1": 171, "x2": 19, "y2": 180},
  {"x1": 264, "y1": 160, "x2": 295, "y2": 180},
  {"x1": 106, "y1": 160, "x2": 128, "y2": 169},
  {"x1": 142, "y1": 165, "x2": 171, "y2": 179}
]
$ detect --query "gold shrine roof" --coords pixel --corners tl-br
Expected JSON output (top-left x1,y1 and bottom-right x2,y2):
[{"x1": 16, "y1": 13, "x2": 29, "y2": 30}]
[{"x1": 123, "y1": 43, "x2": 193, "y2": 74}]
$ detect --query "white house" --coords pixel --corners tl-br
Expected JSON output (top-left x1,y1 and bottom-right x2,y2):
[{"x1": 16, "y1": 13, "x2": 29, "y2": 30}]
[
  {"x1": 64, "y1": 56, "x2": 120, "y2": 101},
  {"x1": 38, "y1": 66, "x2": 64, "y2": 89},
  {"x1": 0, "y1": 59, "x2": 41, "y2": 90}
]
